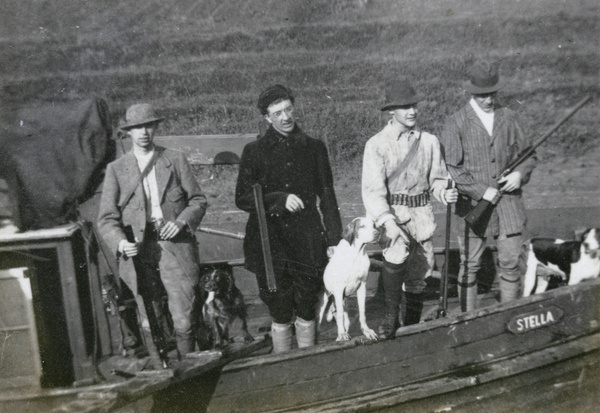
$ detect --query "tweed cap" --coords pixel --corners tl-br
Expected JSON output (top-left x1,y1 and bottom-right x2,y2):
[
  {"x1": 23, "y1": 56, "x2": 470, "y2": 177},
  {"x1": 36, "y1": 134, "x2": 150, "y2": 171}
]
[
  {"x1": 380, "y1": 79, "x2": 423, "y2": 111},
  {"x1": 257, "y1": 85, "x2": 295, "y2": 115},
  {"x1": 466, "y1": 60, "x2": 505, "y2": 94},
  {"x1": 121, "y1": 103, "x2": 164, "y2": 130}
]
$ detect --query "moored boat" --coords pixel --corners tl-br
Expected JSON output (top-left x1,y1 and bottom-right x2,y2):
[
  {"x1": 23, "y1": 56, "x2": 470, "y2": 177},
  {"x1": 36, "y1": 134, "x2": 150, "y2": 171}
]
[{"x1": 206, "y1": 278, "x2": 600, "y2": 412}]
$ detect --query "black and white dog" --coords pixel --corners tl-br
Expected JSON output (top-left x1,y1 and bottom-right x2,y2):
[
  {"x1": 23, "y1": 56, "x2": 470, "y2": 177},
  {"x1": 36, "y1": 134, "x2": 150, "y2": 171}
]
[{"x1": 522, "y1": 228, "x2": 600, "y2": 297}]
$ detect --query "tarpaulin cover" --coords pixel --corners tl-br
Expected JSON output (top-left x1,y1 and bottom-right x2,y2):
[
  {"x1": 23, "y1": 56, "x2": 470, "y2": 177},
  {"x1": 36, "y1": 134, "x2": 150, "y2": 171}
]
[{"x1": 0, "y1": 97, "x2": 115, "y2": 230}]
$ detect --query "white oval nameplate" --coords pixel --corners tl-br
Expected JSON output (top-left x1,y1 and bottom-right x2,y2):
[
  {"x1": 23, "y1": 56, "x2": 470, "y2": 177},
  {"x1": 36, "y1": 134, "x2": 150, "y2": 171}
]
[{"x1": 508, "y1": 306, "x2": 564, "y2": 334}]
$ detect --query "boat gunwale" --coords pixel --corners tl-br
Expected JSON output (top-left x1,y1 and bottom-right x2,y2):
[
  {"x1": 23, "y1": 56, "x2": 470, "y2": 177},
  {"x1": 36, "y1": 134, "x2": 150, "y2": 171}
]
[{"x1": 222, "y1": 278, "x2": 600, "y2": 372}]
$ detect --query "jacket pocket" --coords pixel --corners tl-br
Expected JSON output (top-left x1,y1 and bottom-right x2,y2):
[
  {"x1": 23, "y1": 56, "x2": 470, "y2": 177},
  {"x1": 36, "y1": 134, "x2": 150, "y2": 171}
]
[{"x1": 167, "y1": 186, "x2": 185, "y2": 202}]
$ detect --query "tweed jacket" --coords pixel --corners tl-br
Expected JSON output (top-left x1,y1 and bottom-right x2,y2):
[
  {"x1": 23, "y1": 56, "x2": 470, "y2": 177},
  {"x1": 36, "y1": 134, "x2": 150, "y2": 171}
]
[
  {"x1": 98, "y1": 146, "x2": 207, "y2": 294},
  {"x1": 235, "y1": 125, "x2": 343, "y2": 275},
  {"x1": 440, "y1": 103, "x2": 536, "y2": 237},
  {"x1": 362, "y1": 120, "x2": 451, "y2": 242}
]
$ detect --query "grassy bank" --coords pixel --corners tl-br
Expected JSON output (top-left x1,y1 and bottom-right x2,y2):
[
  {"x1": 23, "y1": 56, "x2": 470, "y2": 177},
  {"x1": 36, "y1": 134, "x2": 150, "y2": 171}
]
[{"x1": 1, "y1": 0, "x2": 598, "y2": 215}]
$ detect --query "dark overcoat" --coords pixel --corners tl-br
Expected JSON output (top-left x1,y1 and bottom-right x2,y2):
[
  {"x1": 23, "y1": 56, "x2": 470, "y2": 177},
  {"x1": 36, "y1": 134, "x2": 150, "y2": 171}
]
[
  {"x1": 440, "y1": 103, "x2": 537, "y2": 237},
  {"x1": 235, "y1": 126, "x2": 342, "y2": 276},
  {"x1": 98, "y1": 146, "x2": 207, "y2": 294}
]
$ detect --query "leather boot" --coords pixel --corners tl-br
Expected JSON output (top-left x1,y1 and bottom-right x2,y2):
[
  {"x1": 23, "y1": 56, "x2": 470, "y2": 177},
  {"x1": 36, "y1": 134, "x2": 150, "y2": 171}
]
[
  {"x1": 271, "y1": 321, "x2": 293, "y2": 353},
  {"x1": 403, "y1": 292, "x2": 423, "y2": 326},
  {"x1": 295, "y1": 317, "x2": 316, "y2": 348},
  {"x1": 378, "y1": 264, "x2": 403, "y2": 339}
]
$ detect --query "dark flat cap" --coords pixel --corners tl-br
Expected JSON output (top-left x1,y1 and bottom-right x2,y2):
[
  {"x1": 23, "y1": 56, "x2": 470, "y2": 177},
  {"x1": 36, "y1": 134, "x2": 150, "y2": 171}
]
[
  {"x1": 381, "y1": 79, "x2": 423, "y2": 111},
  {"x1": 257, "y1": 84, "x2": 295, "y2": 115}
]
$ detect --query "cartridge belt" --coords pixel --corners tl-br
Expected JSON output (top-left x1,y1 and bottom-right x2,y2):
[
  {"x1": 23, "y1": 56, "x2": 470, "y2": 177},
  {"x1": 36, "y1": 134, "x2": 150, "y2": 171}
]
[{"x1": 389, "y1": 192, "x2": 430, "y2": 207}]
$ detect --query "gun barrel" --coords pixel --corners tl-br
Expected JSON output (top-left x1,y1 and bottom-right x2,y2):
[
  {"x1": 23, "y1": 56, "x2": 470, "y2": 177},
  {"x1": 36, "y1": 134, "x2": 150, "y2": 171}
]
[
  {"x1": 198, "y1": 226, "x2": 245, "y2": 240},
  {"x1": 505, "y1": 95, "x2": 592, "y2": 174}
]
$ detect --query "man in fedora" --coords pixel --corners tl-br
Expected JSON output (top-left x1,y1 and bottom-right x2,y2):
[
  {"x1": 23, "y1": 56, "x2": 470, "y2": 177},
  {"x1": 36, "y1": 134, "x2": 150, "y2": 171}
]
[
  {"x1": 362, "y1": 78, "x2": 458, "y2": 339},
  {"x1": 98, "y1": 103, "x2": 207, "y2": 357},
  {"x1": 440, "y1": 60, "x2": 537, "y2": 311},
  {"x1": 235, "y1": 85, "x2": 342, "y2": 352}
]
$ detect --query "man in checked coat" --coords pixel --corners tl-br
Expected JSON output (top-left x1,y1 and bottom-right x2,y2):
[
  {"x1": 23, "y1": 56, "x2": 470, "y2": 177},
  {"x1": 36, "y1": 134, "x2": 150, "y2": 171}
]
[
  {"x1": 236, "y1": 85, "x2": 342, "y2": 352},
  {"x1": 440, "y1": 60, "x2": 537, "y2": 311}
]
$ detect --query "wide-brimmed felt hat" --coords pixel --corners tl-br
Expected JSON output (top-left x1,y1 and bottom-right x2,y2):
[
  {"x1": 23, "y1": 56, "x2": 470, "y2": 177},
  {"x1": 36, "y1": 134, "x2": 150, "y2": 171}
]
[
  {"x1": 121, "y1": 103, "x2": 164, "y2": 130},
  {"x1": 380, "y1": 79, "x2": 423, "y2": 111},
  {"x1": 465, "y1": 60, "x2": 505, "y2": 94},
  {"x1": 257, "y1": 84, "x2": 295, "y2": 115}
]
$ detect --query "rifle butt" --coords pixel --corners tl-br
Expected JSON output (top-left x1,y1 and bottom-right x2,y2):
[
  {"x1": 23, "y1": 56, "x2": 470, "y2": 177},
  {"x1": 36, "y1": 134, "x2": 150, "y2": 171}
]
[{"x1": 464, "y1": 199, "x2": 493, "y2": 227}]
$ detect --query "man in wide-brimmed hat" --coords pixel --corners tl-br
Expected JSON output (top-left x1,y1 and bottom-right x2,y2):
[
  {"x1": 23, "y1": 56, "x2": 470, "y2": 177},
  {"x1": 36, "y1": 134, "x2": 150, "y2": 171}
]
[
  {"x1": 235, "y1": 85, "x2": 342, "y2": 352},
  {"x1": 98, "y1": 103, "x2": 207, "y2": 358},
  {"x1": 362, "y1": 78, "x2": 458, "y2": 339},
  {"x1": 440, "y1": 60, "x2": 537, "y2": 311}
]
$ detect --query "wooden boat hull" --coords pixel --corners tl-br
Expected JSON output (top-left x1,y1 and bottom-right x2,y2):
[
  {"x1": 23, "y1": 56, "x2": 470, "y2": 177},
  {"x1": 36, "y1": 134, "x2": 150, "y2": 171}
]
[{"x1": 207, "y1": 278, "x2": 600, "y2": 412}]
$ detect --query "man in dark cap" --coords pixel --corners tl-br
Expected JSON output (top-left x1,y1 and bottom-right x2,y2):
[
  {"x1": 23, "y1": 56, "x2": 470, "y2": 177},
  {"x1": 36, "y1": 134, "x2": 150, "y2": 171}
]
[
  {"x1": 440, "y1": 60, "x2": 537, "y2": 311},
  {"x1": 362, "y1": 79, "x2": 458, "y2": 339},
  {"x1": 236, "y1": 85, "x2": 342, "y2": 352},
  {"x1": 98, "y1": 103, "x2": 207, "y2": 357}
]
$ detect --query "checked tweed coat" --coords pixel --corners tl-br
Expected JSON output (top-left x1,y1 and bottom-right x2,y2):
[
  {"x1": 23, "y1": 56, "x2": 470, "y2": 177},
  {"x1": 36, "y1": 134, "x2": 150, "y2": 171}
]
[
  {"x1": 98, "y1": 146, "x2": 207, "y2": 295},
  {"x1": 440, "y1": 103, "x2": 537, "y2": 237}
]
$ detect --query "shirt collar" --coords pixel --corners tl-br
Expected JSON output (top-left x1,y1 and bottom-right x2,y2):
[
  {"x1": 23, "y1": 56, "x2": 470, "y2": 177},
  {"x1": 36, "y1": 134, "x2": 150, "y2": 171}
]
[
  {"x1": 469, "y1": 98, "x2": 495, "y2": 119},
  {"x1": 387, "y1": 119, "x2": 420, "y2": 141}
]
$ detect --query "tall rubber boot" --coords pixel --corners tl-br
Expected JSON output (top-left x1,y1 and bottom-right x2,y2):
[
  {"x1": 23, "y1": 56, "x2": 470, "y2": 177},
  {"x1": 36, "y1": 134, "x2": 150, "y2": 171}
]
[
  {"x1": 378, "y1": 264, "x2": 404, "y2": 339},
  {"x1": 271, "y1": 321, "x2": 293, "y2": 353},
  {"x1": 458, "y1": 280, "x2": 478, "y2": 312},
  {"x1": 295, "y1": 317, "x2": 316, "y2": 348},
  {"x1": 403, "y1": 292, "x2": 424, "y2": 326},
  {"x1": 500, "y1": 277, "x2": 521, "y2": 302}
]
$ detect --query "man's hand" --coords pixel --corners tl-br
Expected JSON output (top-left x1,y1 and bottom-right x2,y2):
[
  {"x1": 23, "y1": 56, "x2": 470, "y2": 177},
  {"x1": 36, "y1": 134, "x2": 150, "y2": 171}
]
[
  {"x1": 285, "y1": 194, "x2": 305, "y2": 213},
  {"x1": 442, "y1": 188, "x2": 458, "y2": 205},
  {"x1": 119, "y1": 239, "x2": 139, "y2": 258},
  {"x1": 384, "y1": 220, "x2": 409, "y2": 246},
  {"x1": 159, "y1": 220, "x2": 184, "y2": 240},
  {"x1": 498, "y1": 171, "x2": 522, "y2": 193},
  {"x1": 482, "y1": 187, "x2": 501, "y2": 205}
]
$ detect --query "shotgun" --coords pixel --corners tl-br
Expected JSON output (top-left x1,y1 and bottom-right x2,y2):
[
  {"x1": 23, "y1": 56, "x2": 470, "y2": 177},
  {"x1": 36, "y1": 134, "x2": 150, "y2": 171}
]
[
  {"x1": 437, "y1": 179, "x2": 453, "y2": 319},
  {"x1": 465, "y1": 95, "x2": 592, "y2": 227},
  {"x1": 252, "y1": 183, "x2": 277, "y2": 292},
  {"x1": 123, "y1": 225, "x2": 171, "y2": 368}
]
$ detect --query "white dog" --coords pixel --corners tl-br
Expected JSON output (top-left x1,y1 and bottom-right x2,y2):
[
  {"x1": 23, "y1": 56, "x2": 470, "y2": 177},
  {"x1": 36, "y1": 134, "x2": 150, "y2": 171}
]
[{"x1": 318, "y1": 217, "x2": 380, "y2": 341}]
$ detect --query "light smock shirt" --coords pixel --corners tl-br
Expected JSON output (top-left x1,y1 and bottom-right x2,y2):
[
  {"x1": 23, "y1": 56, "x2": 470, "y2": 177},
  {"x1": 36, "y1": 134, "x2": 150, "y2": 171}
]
[
  {"x1": 469, "y1": 98, "x2": 494, "y2": 136},
  {"x1": 134, "y1": 150, "x2": 164, "y2": 223},
  {"x1": 362, "y1": 119, "x2": 450, "y2": 242}
]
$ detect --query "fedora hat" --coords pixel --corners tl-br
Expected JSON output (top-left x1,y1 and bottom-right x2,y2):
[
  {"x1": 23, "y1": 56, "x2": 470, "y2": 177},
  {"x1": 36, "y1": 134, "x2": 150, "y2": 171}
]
[
  {"x1": 121, "y1": 103, "x2": 164, "y2": 130},
  {"x1": 380, "y1": 79, "x2": 423, "y2": 111},
  {"x1": 465, "y1": 60, "x2": 505, "y2": 94}
]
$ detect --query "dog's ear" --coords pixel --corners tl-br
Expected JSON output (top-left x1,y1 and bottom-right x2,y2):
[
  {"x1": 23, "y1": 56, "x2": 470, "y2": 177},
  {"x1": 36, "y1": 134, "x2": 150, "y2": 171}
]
[
  {"x1": 573, "y1": 228, "x2": 589, "y2": 242},
  {"x1": 342, "y1": 219, "x2": 359, "y2": 245},
  {"x1": 226, "y1": 271, "x2": 235, "y2": 293}
]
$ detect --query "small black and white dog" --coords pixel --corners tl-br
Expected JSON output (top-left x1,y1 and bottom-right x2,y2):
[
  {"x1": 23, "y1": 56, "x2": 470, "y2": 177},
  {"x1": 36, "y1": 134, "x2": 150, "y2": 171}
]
[
  {"x1": 199, "y1": 268, "x2": 254, "y2": 348},
  {"x1": 522, "y1": 227, "x2": 600, "y2": 297}
]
